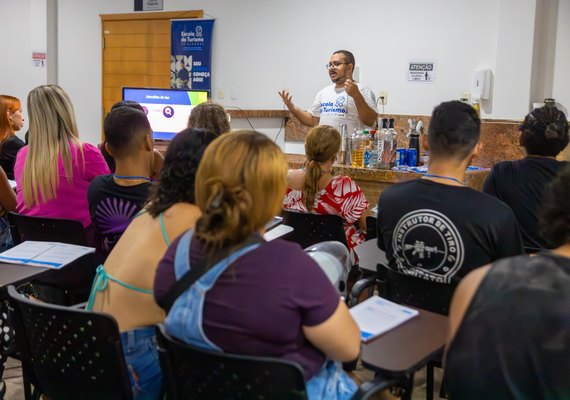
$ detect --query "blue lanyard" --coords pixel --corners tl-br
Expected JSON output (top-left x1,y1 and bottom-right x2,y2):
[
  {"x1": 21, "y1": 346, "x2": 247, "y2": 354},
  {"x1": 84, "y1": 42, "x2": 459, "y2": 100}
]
[
  {"x1": 422, "y1": 173, "x2": 465, "y2": 186},
  {"x1": 113, "y1": 175, "x2": 153, "y2": 182}
]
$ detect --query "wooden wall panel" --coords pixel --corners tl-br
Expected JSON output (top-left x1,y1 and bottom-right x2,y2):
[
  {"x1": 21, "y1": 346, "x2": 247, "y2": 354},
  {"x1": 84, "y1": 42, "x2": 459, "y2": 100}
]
[{"x1": 100, "y1": 10, "x2": 203, "y2": 140}]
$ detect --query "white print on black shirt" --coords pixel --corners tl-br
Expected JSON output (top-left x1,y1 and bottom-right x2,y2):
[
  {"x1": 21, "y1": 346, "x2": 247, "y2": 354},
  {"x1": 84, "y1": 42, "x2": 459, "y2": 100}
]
[{"x1": 392, "y1": 209, "x2": 465, "y2": 284}]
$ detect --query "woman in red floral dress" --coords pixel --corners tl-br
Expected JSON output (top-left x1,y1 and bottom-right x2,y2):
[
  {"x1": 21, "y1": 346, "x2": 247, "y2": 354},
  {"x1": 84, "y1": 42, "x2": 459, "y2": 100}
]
[{"x1": 283, "y1": 125, "x2": 368, "y2": 257}]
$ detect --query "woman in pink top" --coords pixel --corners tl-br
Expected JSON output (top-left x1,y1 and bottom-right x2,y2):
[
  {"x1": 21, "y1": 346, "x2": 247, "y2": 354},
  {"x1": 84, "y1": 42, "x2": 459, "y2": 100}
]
[{"x1": 14, "y1": 85, "x2": 109, "y2": 227}]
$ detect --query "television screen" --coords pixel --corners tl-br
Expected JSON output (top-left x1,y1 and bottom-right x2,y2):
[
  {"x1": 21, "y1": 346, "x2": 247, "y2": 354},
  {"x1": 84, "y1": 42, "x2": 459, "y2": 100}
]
[{"x1": 122, "y1": 87, "x2": 210, "y2": 141}]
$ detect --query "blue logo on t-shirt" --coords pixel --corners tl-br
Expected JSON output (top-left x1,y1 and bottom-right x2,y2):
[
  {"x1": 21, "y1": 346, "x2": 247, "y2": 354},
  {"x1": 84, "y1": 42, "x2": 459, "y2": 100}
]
[{"x1": 335, "y1": 96, "x2": 346, "y2": 108}]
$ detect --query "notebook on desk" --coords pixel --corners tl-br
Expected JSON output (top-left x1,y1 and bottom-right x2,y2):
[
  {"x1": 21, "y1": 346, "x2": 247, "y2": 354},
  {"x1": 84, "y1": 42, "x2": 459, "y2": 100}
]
[
  {"x1": 349, "y1": 295, "x2": 419, "y2": 342},
  {"x1": 0, "y1": 241, "x2": 95, "y2": 269},
  {"x1": 265, "y1": 216, "x2": 283, "y2": 232}
]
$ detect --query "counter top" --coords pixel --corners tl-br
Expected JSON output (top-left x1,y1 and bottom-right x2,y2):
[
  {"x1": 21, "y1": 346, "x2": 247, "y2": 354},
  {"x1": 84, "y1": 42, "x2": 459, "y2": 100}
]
[{"x1": 285, "y1": 154, "x2": 489, "y2": 191}]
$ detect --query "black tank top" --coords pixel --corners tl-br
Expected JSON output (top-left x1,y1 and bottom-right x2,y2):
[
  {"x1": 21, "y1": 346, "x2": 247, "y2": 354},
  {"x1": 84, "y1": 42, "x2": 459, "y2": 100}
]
[{"x1": 445, "y1": 253, "x2": 570, "y2": 399}]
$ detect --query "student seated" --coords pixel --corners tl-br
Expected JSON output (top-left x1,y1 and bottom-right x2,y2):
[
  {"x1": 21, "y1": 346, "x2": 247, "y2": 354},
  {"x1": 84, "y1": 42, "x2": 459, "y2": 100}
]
[
  {"x1": 483, "y1": 105, "x2": 569, "y2": 251},
  {"x1": 187, "y1": 101, "x2": 231, "y2": 136},
  {"x1": 87, "y1": 128, "x2": 217, "y2": 399},
  {"x1": 99, "y1": 101, "x2": 164, "y2": 178},
  {"x1": 283, "y1": 125, "x2": 368, "y2": 256},
  {"x1": 446, "y1": 165, "x2": 570, "y2": 398},
  {"x1": 14, "y1": 85, "x2": 109, "y2": 228},
  {"x1": 0, "y1": 167, "x2": 17, "y2": 252},
  {"x1": 0, "y1": 95, "x2": 26, "y2": 180},
  {"x1": 376, "y1": 101, "x2": 524, "y2": 308},
  {"x1": 154, "y1": 131, "x2": 361, "y2": 400},
  {"x1": 88, "y1": 106, "x2": 155, "y2": 256}
]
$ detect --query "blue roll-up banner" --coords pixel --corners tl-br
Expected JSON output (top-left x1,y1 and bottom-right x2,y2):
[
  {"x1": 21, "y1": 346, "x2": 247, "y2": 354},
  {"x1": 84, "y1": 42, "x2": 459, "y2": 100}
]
[{"x1": 170, "y1": 19, "x2": 214, "y2": 91}]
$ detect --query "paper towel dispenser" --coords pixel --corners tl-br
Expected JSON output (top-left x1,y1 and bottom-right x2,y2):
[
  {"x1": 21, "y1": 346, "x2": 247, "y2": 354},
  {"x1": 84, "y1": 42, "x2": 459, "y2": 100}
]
[{"x1": 472, "y1": 68, "x2": 491, "y2": 100}]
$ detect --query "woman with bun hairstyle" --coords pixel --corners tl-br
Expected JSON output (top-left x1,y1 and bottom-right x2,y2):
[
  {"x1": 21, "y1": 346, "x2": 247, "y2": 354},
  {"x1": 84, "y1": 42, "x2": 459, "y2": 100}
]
[
  {"x1": 154, "y1": 130, "x2": 360, "y2": 399},
  {"x1": 0, "y1": 95, "x2": 26, "y2": 179},
  {"x1": 14, "y1": 85, "x2": 109, "y2": 228},
  {"x1": 483, "y1": 106, "x2": 569, "y2": 250},
  {"x1": 283, "y1": 125, "x2": 368, "y2": 256}
]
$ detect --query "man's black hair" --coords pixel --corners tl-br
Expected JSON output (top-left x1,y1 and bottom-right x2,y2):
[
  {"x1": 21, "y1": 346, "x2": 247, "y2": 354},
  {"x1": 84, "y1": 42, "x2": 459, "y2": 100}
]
[
  {"x1": 428, "y1": 100, "x2": 481, "y2": 160},
  {"x1": 333, "y1": 50, "x2": 355, "y2": 67},
  {"x1": 103, "y1": 106, "x2": 151, "y2": 157}
]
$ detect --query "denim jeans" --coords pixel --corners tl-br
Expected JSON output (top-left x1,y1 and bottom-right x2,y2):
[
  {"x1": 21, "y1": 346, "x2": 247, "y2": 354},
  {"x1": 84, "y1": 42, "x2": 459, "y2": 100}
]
[{"x1": 120, "y1": 326, "x2": 163, "y2": 400}]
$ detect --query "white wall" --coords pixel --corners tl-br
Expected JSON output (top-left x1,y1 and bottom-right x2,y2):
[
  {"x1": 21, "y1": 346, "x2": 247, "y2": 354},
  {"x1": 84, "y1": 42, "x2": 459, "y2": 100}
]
[
  {"x1": 552, "y1": 0, "x2": 570, "y2": 114},
  {"x1": 3, "y1": 0, "x2": 568, "y2": 148},
  {"x1": 0, "y1": 0, "x2": 48, "y2": 139}
]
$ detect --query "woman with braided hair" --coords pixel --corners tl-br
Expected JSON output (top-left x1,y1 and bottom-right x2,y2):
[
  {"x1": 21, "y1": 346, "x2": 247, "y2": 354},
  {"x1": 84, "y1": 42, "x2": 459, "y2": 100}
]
[
  {"x1": 483, "y1": 106, "x2": 569, "y2": 251},
  {"x1": 282, "y1": 125, "x2": 368, "y2": 255}
]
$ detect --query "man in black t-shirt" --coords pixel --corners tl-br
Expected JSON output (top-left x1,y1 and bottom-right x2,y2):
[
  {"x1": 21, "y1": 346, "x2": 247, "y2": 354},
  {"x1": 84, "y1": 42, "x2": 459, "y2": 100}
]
[
  {"x1": 377, "y1": 101, "x2": 523, "y2": 291},
  {"x1": 88, "y1": 106, "x2": 155, "y2": 257}
]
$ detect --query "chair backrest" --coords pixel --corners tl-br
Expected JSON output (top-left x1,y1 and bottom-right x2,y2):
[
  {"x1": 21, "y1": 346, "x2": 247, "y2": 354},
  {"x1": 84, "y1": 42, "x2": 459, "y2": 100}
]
[
  {"x1": 7, "y1": 211, "x2": 88, "y2": 246},
  {"x1": 7, "y1": 285, "x2": 133, "y2": 400},
  {"x1": 282, "y1": 210, "x2": 347, "y2": 249},
  {"x1": 377, "y1": 263, "x2": 457, "y2": 315},
  {"x1": 155, "y1": 324, "x2": 307, "y2": 400},
  {"x1": 365, "y1": 216, "x2": 377, "y2": 240}
]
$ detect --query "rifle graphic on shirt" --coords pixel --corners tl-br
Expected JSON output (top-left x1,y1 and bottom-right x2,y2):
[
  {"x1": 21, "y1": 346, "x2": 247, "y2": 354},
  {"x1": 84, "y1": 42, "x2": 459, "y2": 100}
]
[{"x1": 404, "y1": 241, "x2": 444, "y2": 259}]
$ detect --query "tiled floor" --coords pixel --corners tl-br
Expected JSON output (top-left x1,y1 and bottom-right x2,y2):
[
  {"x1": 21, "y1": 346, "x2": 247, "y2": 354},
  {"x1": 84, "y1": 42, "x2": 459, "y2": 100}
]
[
  {"x1": 4, "y1": 358, "x2": 24, "y2": 400},
  {"x1": 3, "y1": 357, "x2": 442, "y2": 399}
]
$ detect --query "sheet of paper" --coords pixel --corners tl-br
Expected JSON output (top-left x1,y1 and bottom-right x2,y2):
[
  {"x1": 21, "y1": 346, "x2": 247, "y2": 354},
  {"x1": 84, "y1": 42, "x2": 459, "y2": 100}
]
[
  {"x1": 349, "y1": 295, "x2": 419, "y2": 342},
  {"x1": 0, "y1": 241, "x2": 95, "y2": 269},
  {"x1": 263, "y1": 224, "x2": 293, "y2": 241}
]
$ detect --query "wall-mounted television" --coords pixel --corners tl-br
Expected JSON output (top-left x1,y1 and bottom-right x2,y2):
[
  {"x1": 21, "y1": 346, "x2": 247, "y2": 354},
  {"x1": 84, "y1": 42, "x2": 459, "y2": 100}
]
[{"x1": 122, "y1": 87, "x2": 210, "y2": 141}]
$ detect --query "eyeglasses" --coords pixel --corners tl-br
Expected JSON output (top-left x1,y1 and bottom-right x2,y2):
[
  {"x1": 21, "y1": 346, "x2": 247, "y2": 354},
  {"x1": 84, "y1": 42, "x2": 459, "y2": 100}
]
[{"x1": 325, "y1": 62, "x2": 349, "y2": 70}]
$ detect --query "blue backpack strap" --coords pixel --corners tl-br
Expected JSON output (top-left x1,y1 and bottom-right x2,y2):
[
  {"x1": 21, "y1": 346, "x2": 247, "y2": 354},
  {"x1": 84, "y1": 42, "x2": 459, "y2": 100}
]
[{"x1": 174, "y1": 229, "x2": 194, "y2": 279}]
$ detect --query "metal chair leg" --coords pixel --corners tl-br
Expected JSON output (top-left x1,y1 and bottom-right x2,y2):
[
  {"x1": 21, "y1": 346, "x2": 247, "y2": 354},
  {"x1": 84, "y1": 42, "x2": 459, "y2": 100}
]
[{"x1": 426, "y1": 364, "x2": 434, "y2": 400}]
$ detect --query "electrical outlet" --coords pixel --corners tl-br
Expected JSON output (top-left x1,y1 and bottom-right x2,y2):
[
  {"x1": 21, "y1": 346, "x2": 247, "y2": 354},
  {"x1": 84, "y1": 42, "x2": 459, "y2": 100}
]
[
  {"x1": 231, "y1": 87, "x2": 238, "y2": 100},
  {"x1": 378, "y1": 91, "x2": 388, "y2": 105},
  {"x1": 216, "y1": 88, "x2": 225, "y2": 99},
  {"x1": 460, "y1": 91, "x2": 471, "y2": 103}
]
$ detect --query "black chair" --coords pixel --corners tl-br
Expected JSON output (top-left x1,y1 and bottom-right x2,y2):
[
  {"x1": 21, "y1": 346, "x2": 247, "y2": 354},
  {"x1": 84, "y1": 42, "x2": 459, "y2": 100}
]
[
  {"x1": 351, "y1": 263, "x2": 455, "y2": 400},
  {"x1": 155, "y1": 324, "x2": 307, "y2": 400},
  {"x1": 7, "y1": 211, "x2": 88, "y2": 246},
  {"x1": 7, "y1": 212, "x2": 100, "y2": 304},
  {"x1": 281, "y1": 210, "x2": 348, "y2": 249},
  {"x1": 7, "y1": 285, "x2": 133, "y2": 400},
  {"x1": 365, "y1": 215, "x2": 377, "y2": 240}
]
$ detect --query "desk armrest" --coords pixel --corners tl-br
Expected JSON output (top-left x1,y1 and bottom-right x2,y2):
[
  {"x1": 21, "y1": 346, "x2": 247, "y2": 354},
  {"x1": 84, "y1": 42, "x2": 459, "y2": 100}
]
[{"x1": 349, "y1": 275, "x2": 377, "y2": 308}]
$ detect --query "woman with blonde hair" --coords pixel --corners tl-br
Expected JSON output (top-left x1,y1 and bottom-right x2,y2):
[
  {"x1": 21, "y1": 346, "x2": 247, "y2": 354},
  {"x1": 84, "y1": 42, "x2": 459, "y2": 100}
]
[
  {"x1": 0, "y1": 95, "x2": 26, "y2": 179},
  {"x1": 154, "y1": 130, "x2": 360, "y2": 399},
  {"x1": 283, "y1": 125, "x2": 368, "y2": 255},
  {"x1": 14, "y1": 85, "x2": 109, "y2": 228}
]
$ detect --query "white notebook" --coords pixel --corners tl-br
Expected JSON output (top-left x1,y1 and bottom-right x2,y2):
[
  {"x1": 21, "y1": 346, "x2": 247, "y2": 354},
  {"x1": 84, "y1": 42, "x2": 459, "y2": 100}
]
[
  {"x1": 349, "y1": 295, "x2": 419, "y2": 342},
  {"x1": 0, "y1": 241, "x2": 95, "y2": 269}
]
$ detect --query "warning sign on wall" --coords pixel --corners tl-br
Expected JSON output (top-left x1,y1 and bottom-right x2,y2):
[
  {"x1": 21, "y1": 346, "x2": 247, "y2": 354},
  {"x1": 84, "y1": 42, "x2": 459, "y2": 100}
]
[
  {"x1": 32, "y1": 52, "x2": 46, "y2": 68},
  {"x1": 407, "y1": 61, "x2": 436, "y2": 83}
]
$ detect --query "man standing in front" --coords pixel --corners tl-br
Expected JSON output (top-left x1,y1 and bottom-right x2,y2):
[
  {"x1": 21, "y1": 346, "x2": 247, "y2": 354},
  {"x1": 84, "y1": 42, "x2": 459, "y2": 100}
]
[
  {"x1": 377, "y1": 101, "x2": 524, "y2": 306},
  {"x1": 279, "y1": 50, "x2": 378, "y2": 133}
]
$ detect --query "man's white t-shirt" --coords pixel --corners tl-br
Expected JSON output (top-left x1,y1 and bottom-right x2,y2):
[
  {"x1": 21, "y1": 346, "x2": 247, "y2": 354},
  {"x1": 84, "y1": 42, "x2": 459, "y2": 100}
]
[{"x1": 308, "y1": 84, "x2": 377, "y2": 134}]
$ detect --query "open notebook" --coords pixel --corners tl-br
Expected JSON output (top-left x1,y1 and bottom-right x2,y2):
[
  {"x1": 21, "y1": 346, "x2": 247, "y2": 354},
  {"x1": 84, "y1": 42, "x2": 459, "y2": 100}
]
[
  {"x1": 0, "y1": 241, "x2": 95, "y2": 269},
  {"x1": 349, "y1": 295, "x2": 419, "y2": 342}
]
